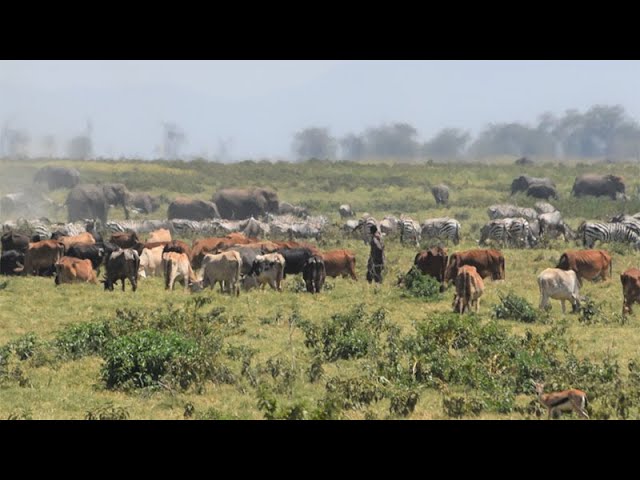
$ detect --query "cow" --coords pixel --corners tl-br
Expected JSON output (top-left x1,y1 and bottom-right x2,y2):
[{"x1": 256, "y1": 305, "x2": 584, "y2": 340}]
[
  {"x1": 452, "y1": 265, "x2": 484, "y2": 314},
  {"x1": 109, "y1": 232, "x2": 142, "y2": 251},
  {"x1": 103, "y1": 249, "x2": 140, "y2": 292},
  {"x1": 321, "y1": 250, "x2": 357, "y2": 280},
  {"x1": 54, "y1": 256, "x2": 98, "y2": 285},
  {"x1": 162, "y1": 240, "x2": 192, "y2": 261},
  {"x1": 621, "y1": 268, "x2": 640, "y2": 316},
  {"x1": 57, "y1": 232, "x2": 96, "y2": 253},
  {"x1": 276, "y1": 247, "x2": 315, "y2": 278},
  {"x1": 444, "y1": 249, "x2": 505, "y2": 285},
  {"x1": 66, "y1": 242, "x2": 119, "y2": 275},
  {"x1": 191, "y1": 236, "x2": 253, "y2": 270},
  {"x1": 163, "y1": 251, "x2": 198, "y2": 292},
  {"x1": 0, "y1": 250, "x2": 24, "y2": 275},
  {"x1": 201, "y1": 250, "x2": 242, "y2": 296},
  {"x1": 23, "y1": 240, "x2": 65, "y2": 276},
  {"x1": 1, "y1": 231, "x2": 29, "y2": 254},
  {"x1": 242, "y1": 253, "x2": 286, "y2": 291},
  {"x1": 411, "y1": 247, "x2": 449, "y2": 292},
  {"x1": 537, "y1": 268, "x2": 581, "y2": 313},
  {"x1": 138, "y1": 245, "x2": 165, "y2": 278},
  {"x1": 556, "y1": 250, "x2": 612, "y2": 284},
  {"x1": 303, "y1": 255, "x2": 326, "y2": 294},
  {"x1": 147, "y1": 228, "x2": 172, "y2": 243}
]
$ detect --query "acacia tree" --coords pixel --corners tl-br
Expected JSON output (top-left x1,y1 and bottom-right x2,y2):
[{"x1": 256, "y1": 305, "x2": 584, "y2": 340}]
[
  {"x1": 422, "y1": 128, "x2": 471, "y2": 158},
  {"x1": 292, "y1": 127, "x2": 337, "y2": 161}
]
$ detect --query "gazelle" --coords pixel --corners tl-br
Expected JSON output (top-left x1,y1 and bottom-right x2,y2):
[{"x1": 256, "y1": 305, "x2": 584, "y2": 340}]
[{"x1": 533, "y1": 382, "x2": 589, "y2": 419}]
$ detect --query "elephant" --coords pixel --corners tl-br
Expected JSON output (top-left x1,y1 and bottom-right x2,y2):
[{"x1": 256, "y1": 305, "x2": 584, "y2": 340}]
[
  {"x1": 167, "y1": 197, "x2": 220, "y2": 221},
  {"x1": 431, "y1": 184, "x2": 450, "y2": 205},
  {"x1": 33, "y1": 166, "x2": 80, "y2": 190},
  {"x1": 511, "y1": 175, "x2": 555, "y2": 195},
  {"x1": 526, "y1": 184, "x2": 558, "y2": 200},
  {"x1": 66, "y1": 184, "x2": 130, "y2": 223},
  {"x1": 571, "y1": 174, "x2": 626, "y2": 200},
  {"x1": 131, "y1": 192, "x2": 161, "y2": 214},
  {"x1": 213, "y1": 188, "x2": 280, "y2": 220}
]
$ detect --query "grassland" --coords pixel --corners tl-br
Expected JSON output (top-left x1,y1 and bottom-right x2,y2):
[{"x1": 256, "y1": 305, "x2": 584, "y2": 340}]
[{"x1": 2, "y1": 157, "x2": 640, "y2": 420}]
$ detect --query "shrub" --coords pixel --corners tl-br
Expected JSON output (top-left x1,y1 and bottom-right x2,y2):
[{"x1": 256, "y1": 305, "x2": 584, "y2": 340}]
[
  {"x1": 325, "y1": 376, "x2": 386, "y2": 410},
  {"x1": 492, "y1": 292, "x2": 539, "y2": 323},
  {"x1": 85, "y1": 403, "x2": 130, "y2": 420},
  {"x1": 101, "y1": 329, "x2": 213, "y2": 391},
  {"x1": 56, "y1": 322, "x2": 113, "y2": 359},
  {"x1": 400, "y1": 267, "x2": 443, "y2": 302},
  {"x1": 442, "y1": 393, "x2": 485, "y2": 418}
]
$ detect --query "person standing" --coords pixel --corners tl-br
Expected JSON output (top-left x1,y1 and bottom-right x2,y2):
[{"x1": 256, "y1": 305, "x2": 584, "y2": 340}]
[{"x1": 367, "y1": 224, "x2": 385, "y2": 284}]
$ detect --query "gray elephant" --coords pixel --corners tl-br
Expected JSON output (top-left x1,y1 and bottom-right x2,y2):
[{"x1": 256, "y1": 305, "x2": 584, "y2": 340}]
[
  {"x1": 213, "y1": 188, "x2": 280, "y2": 220},
  {"x1": 571, "y1": 174, "x2": 626, "y2": 200},
  {"x1": 431, "y1": 184, "x2": 450, "y2": 205},
  {"x1": 526, "y1": 184, "x2": 558, "y2": 200},
  {"x1": 511, "y1": 175, "x2": 555, "y2": 195},
  {"x1": 66, "y1": 184, "x2": 130, "y2": 223},
  {"x1": 33, "y1": 166, "x2": 80, "y2": 190},
  {"x1": 167, "y1": 197, "x2": 220, "y2": 221},
  {"x1": 131, "y1": 192, "x2": 161, "y2": 214}
]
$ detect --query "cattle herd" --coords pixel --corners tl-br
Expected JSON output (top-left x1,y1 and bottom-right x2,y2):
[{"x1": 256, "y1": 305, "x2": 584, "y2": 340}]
[{"x1": 2, "y1": 168, "x2": 640, "y2": 324}]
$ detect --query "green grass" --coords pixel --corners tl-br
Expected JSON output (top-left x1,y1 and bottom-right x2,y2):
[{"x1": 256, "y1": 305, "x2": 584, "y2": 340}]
[{"x1": 2, "y1": 157, "x2": 640, "y2": 419}]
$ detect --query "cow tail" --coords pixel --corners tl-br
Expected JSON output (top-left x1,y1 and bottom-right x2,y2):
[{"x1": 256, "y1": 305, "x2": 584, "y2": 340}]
[
  {"x1": 165, "y1": 257, "x2": 172, "y2": 290},
  {"x1": 609, "y1": 256, "x2": 613, "y2": 279},
  {"x1": 465, "y1": 270, "x2": 472, "y2": 314},
  {"x1": 500, "y1": 255, "x2": 505, "y2": 280}
]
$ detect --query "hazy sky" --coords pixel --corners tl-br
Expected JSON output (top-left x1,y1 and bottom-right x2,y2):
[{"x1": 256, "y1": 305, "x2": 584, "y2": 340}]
[{"x1": 2, "y1": 60, "x2": 640, "y2": 160}]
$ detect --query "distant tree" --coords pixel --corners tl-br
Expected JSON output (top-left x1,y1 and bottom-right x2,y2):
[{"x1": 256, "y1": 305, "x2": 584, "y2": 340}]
[
  {"x1": 0, "y1": 128, "x2": 31, "y2": 159},
  {"x1": 163, "y1": 123, "x2": 186, "y2": 160},
  {"x1": 41, "y1": 135, "x2": 56, "y2": 158},
  {"x1": 470, "y1": 123, "x2": 554, "y2": 158},
  {"x1": 67, "y1": 135, "x2": 92, "y2": 159},
  {"x1": 292, "y1": 127, "x2": 337, "y2": 160},
  {"x1": 340, "y1": 133, "x2": 365, "y2": 160},
  {"x1": 364, "y1": 122, "x2": 420, "y2": 158},
  {"x1": 422, "y1": 128, "x2": 471, "y2": 158}
]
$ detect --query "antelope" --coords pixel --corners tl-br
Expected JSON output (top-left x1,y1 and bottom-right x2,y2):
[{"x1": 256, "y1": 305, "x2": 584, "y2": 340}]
[{"x1": 533, "y1": 382, "x2": 589, "y2": 419}]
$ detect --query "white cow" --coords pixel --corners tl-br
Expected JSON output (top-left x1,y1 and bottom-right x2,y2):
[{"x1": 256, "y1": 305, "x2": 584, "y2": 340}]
[
  {"x1": 163, "y1": 251, "x2": 197, "y2": 292},
  {"x1": 241, "y1": 253, "x2": 285, "y2": 291},
  {"x1": 138, "y1": 245, "x2": 165, "y2": 278},
  {"x1": 201, "y1": 250, "x2": 242, "y2": 296},
  {"x1": 537, "y1": 268, "x2": 581, "y2": 313}
]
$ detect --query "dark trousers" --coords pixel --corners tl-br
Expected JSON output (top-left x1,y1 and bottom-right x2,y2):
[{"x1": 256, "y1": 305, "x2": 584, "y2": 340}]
[{"x1": 367, "y1": 257, "x2": 384, "y2": 283}]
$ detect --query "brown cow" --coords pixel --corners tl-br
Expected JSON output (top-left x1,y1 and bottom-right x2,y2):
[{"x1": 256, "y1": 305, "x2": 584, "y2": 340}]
[
  {"x1": 445, "y1": 249, "x2": 505, "y2": 285},
  {"x1": 55, "y1": 256, "x2": 98, "y2": 285},
  {"x1": 621, "y1": 268, "x2": 640, "y2": 315},
  {"x1": 147, "y1": 228, "x2": 172, "y2": 243},
  {"x1": 23, "y1": 240, "x2": 65, "y2": 276},
  {"x1": 412, "y1": 247, "x2": 448, "y2": 291},
  {"x1": 191, "y1": 237, "x2": 236, "y2": 269},
  {"x1": 557, "y1": 250, "x2": 612, "y2": 284},
  {"x1": 59, "y1": 232, "x2": 96, "y2": 252},
  {"x1": 162, "y1": 240, "x2": 192, "y2": 260},
  {"x1": 274, "y1": 241, "x2": 320, "y2": 253},
  {"x1": 163, "y1": 251, "x2": 198, "y2": 291},
  {"x1": 320, "y1": 249, "x2": 357, "y2": 280},
  {"x1": 110, "y1": 232, "x2": 142, "y2": 250},
  {"x1": 452, "y1": 265, "x2": 484, "y2": 314}
]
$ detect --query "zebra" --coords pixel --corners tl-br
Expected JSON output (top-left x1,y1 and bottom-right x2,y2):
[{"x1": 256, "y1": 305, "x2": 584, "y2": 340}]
[
  {"x1": 578, "y1": 222, "x2": 640, "y2": 249},
  {"x1": 421, "y1": 217, "x2": 461, "y2": 245},
  {"x1": 400, "y1": 217, "x2": 421, "y2": 246},
  {"x1": 356, "y1": 217, "x2": 379, "y2": 244},
  {"x1": 479, "y1": 217, "x2": 537, "y2": 248}
]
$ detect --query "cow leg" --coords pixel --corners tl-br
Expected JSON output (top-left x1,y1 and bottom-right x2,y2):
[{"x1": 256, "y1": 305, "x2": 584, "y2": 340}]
[{"x1": 561, "y1": 300, "x2": 566, "y2": 314}]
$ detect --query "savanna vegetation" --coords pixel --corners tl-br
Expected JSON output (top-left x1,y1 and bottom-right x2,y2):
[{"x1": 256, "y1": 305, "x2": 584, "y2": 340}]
[{"x1": 2, "y1": 156, "x2": 640, "y2": 420}]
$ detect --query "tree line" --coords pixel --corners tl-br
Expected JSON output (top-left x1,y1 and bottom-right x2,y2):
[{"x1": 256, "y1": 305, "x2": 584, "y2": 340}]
[{"x1": 292, "y1": 105, "x2": 640, "y2": 162}]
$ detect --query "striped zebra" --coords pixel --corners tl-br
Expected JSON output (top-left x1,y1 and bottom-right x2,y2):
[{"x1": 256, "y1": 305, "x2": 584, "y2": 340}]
[
  {"x1": 479, "y1": 217, "x2": 537, "y2": 248},
  {"x1": 579, "y1": 222, "x2": 640, "y2": 249},
  {"x1": 357, "y1": 217, "x2": 379, "y2": 244},
  {"x1": 400, "y1": 217, "x2": 421, "y2": 246},
  {"x1": 421, "y1": 217, "x2": 461, "y2": 245}
]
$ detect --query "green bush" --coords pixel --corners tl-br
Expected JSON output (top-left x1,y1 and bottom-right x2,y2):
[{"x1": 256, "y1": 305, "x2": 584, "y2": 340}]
[
  {"x1": 401, "y1": 267, "x2": 443, "y2": 302},
  {"x1": 56, "y1": 322, "x2": 113, "y2": 359},
  {"x1": 492, "y1": 292, "x2": 540, "y2": 323},
  {"x1": 101, "y1": 329, "x2": 212, "y2": 391},
  {"x1": 442, "y1": 393, "x2": 485, "y2": 418},
  {"x1": 85, "y1": 403, "x2": 130, "y2": 420}
]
